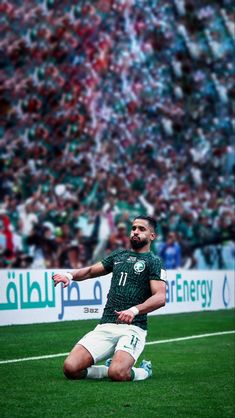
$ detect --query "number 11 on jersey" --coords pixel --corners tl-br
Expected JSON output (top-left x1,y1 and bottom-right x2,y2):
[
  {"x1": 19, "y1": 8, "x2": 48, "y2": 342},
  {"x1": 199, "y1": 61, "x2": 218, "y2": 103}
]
[{"x1": 119, "y1": 272, "x2": 128, "y2": 286}]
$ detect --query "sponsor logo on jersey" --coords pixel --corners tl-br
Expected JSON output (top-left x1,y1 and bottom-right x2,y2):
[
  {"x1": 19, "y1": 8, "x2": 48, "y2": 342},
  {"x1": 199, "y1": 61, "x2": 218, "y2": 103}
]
[{"x1": 134, "y1": 260, "x2": 146, "y2": 273}]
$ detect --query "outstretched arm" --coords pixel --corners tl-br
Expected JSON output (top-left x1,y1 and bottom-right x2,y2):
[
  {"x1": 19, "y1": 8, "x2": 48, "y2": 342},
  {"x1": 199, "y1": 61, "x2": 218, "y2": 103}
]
[
  {"x1": 115, "y1": 280, "x2": 166, "y2": 324},
  {"x1": 52, "y1": 262, "x2": 107, "y2": 288}
]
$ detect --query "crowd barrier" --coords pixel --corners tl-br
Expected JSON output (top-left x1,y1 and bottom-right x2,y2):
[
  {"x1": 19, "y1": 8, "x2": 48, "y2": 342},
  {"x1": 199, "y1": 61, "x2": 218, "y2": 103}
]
[{"x1": 0, "y1": 269, "x2": 234, "y2": 326}]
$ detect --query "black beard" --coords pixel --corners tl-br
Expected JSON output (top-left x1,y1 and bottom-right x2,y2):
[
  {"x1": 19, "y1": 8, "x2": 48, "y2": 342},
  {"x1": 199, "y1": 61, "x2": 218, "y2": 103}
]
[{"x1": 130, "y1": 237, "x2": 148, "y2": 250}]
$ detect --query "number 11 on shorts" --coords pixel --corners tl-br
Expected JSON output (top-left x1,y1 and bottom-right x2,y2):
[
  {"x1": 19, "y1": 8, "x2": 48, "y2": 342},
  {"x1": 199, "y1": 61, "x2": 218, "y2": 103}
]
[{"x1": 130, "y1": 335, "x2": 139, "y2": 348}]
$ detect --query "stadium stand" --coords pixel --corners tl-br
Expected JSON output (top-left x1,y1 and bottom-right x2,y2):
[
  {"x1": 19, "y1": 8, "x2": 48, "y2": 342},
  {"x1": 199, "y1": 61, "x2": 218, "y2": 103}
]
[{"x1": 0, "y1": 0, "x2": 234, "y2": 269}]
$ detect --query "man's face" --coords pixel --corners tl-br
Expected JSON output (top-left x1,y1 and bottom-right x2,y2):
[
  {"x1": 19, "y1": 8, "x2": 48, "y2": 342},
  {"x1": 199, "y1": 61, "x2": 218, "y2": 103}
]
[
  {"x1": 130, "y1": 219, "x2": 156, "y2": 250},
  {"x1": 167, "y1": 233, "x2": 175, "y2": 244}
]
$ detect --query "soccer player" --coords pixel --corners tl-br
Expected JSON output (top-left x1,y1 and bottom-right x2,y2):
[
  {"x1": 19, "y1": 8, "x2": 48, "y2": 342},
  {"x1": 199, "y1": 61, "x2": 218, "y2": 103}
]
[{"x1": 52, "y1": 215, "x2": 166, "y2": 381}]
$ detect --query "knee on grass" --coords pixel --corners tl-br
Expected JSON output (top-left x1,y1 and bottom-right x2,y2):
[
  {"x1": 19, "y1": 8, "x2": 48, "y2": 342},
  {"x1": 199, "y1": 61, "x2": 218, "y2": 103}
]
[
  {"x1": 108, "y1": 364, "x2": 131, "y2": 381},
  {"x1": 63, "y1": 359, "x2": 86, "y2": 380}
]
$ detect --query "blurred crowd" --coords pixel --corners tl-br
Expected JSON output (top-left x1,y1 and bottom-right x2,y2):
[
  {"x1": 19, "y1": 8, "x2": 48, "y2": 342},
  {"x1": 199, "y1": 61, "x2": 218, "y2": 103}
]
[{"x1": 0, "y1": 0, "x2": 234, "y2": 270}]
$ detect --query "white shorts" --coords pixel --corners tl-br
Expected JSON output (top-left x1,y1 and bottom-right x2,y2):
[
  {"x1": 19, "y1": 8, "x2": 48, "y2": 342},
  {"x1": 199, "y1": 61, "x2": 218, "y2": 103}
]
[{"x1": 77, "y1": 323, "x2": 147, "y2": 364}]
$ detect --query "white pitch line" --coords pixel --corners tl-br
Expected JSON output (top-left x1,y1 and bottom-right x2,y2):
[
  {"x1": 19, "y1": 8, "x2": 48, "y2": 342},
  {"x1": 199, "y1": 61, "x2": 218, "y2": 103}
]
[
  {"x1": 0, "y1": 330, "x2": 234, "y2": 365},
  {"x1": 145, "y1": 330, "x2": 235, "y2": 345},
  {"x1": 0, "y1": 352, "x2": 70, "y2": 364}
]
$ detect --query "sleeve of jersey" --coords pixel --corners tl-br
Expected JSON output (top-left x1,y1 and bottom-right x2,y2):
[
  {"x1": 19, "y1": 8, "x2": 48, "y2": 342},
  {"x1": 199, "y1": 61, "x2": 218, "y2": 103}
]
[
  {"x1": 101, "y1": 251, "x2": 116, "y2": 273},
  {"x1": 149, "y1": 258, "x2": 167, "y2": 282}
]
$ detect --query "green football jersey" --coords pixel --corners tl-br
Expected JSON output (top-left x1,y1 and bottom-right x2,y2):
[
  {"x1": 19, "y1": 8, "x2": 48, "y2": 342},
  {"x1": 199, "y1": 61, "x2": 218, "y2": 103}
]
[{"x1": 100, "y1": 249, "x2": 165, "y2": 330}]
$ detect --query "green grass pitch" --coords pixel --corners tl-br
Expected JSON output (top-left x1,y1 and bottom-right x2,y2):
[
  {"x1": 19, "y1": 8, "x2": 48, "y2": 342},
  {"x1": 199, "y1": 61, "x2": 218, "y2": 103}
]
[{"x1": 0, "y1": 310, "x2": 234, "y2": 418}]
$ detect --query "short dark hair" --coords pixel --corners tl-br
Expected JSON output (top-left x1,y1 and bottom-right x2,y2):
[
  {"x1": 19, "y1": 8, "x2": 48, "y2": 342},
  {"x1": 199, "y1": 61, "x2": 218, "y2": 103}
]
[{"x1": 133, "y1": 215, "x2": 157, "y2": 232}]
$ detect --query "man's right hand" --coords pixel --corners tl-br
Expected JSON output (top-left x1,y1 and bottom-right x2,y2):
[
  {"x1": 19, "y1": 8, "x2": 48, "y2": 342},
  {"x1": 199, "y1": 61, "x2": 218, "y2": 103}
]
[{"x1": 52, "y1": 273, "x2": 71, "y2": 288}]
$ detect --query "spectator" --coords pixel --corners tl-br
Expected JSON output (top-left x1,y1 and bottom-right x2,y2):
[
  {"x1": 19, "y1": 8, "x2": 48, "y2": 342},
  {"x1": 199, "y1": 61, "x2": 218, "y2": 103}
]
[
  {"x1": 159, "y1": 232, "x2": 182, "y2": 269},
  {"x1": 0, "y1": 0, "x2": 234, "y2": 269},
  {"x1": 106, "y1": 222, "x2": 130, "y2": 252}
]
